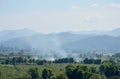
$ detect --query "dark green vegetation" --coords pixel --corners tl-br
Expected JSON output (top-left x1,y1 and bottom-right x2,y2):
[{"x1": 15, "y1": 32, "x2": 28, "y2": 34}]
[{"x1": 0, "y1": 53, "x2": 120, "y2": 79}]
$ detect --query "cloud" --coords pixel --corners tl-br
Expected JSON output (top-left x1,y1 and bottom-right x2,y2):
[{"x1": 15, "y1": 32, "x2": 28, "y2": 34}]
[
  {"x1": 90, "y1": 3, "x2": 99, "y2": 7},
  {"x1": 111, "y1": 3, "x2": 120, "y2": 8}
]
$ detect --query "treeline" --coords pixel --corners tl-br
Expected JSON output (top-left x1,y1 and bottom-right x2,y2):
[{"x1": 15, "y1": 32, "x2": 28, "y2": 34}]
[
  {"x1": 18, "y1": 61, "x2": 120, "y2": 79},
  {"x1": 0, "y1": 56, "x2": 76, "y2": 65},
  {"x1": 0, "y1": 56, "x2": 35, "y2": 65},
  {"x1": 83, "y1": 58, "x2": 101, "y2": 64},
  {"x1": 112, "y1": 52, "x2": 120, "y2": 58},
  {"x1": 0, "y1": 56, "x2": 102, "y2": 65},
  {"x1": 53, "y1": 58, "x2": 75, "y2": 63}
]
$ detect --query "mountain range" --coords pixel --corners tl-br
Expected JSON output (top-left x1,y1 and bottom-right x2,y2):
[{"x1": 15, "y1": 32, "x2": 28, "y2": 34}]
[{"x1": 0, "y1": 28, "x2": 120, "y2": 57}]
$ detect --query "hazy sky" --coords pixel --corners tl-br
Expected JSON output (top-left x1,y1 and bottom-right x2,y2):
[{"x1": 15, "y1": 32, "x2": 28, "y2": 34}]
[{"x1": 0, "y1": 0, "x2": 120, "y2": 33}]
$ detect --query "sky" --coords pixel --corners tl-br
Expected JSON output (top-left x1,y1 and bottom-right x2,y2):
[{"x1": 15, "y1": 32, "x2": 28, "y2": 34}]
[{"x1": 0, "y1": 0, "x2": 120, "y2": 33}]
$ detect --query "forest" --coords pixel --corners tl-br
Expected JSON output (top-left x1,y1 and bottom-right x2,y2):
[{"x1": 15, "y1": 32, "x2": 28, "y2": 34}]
[{"x1": 0, "y1": 52, "x2": 120, "y2": 79}]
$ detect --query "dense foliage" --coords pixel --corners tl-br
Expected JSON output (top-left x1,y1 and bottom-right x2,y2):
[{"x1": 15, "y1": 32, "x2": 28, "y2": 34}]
[{"x1": 0, "y1": 53, "x2": 120, "y2": 79}]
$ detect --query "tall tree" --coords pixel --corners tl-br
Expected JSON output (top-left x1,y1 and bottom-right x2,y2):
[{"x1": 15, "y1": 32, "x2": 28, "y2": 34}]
[
  {"x1": 29, "y1": 67, "x2": 39, "y2": 79},
  {"x1": 42, "y1": 68, "x2": 53, "y2": 79}
]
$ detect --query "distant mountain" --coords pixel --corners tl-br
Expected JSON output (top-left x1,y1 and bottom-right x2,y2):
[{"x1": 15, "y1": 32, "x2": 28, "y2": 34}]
[
  {"x1": 76, "y1": 28, "x2": 120, "y2": 36},
  {"x1": 49, "y1": 32, "x2": 93, "y2": 44},
  {"x1": 0, "y1": 28, "x2": 120, "y2": 56},
  {"x1": 64, "y1": 35, "x2": 120, "y2": 52},
  {"x1": 108, "y1": 28, "x2": 120, "y2": 36},
  {"x1": 0, "y1": 29, "x2": 37, "y2": 42}
]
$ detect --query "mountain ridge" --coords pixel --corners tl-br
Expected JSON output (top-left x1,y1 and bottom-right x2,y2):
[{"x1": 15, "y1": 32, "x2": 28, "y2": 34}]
[{"x1": 0, "y1": 28, "x2": 120, "y2": 55}]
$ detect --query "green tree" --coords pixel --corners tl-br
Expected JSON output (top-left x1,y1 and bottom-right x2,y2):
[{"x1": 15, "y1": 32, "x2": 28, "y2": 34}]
[
  {"x1": 0, "y1": 71, "x2": 2, "y2": 79},
  {"x1": 16, "y1": 56, "x2": 24, "y2": 64},
  {"x1": 83, "y1": 58, "x2": 94, "y2": 64},
  {"x1": 99, "y1": 61, "x2": 120, "y2": 77},
  {"x1": 90, "y1": 74, "x2": 102, "y2": 79},
  {"x1": 65, "y1": 65, "x2": 75, "y2": 79},
  {"x1": 21, "y1": 73, "x2": 31, "y2": 79},
  {"x1": 66, "y1": 65, "x2": 92, "y2": 79},
  {"x1": 5, "y1": 58, "x2": 10, "y2": 64},
  {"x1": 55, "y1": 74, "x2": 68, "y2": 79},
  {"x1": 42, "y1": 68, "x2": 53, "y2": 79},
  {"x1": 90, "y1": 74, "x2": 106, "y2": 79},
  {"x1": 94, "y1": 59, "x2": 101, "y2": 64},
  {"x1": 29, "y1": 67, "x2": 39, "y2": 79},
  {"x1": 11, "y1": 57, "x2": 16, "y2": 65},
  {"x1": 91, "y1": 67, "x2": 97, "y2": 73}
]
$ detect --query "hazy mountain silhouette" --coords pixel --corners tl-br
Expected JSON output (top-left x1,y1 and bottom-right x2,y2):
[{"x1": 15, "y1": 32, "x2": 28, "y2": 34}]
[{"x1": 0, "y1": 28, "x2": 120, "y2": 53}]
